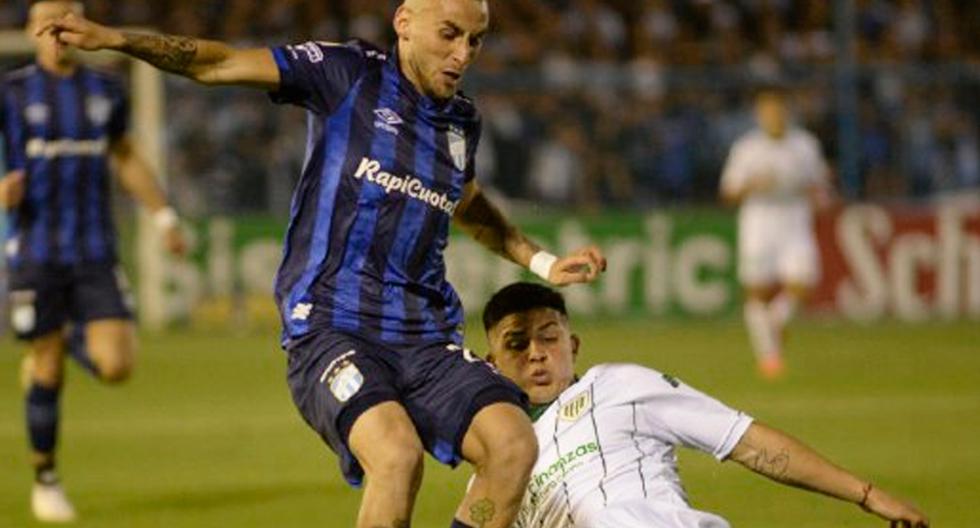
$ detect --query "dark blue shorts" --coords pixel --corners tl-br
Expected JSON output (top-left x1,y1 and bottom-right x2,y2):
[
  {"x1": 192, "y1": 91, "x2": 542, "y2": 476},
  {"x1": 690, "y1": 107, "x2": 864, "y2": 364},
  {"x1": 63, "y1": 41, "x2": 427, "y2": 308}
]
[
  {"x1": 7, "y1": 262, "x2": 134, "y2": 340},
  {"x1": 286, "y1": 329, "x2": 528, "y2": 487}
]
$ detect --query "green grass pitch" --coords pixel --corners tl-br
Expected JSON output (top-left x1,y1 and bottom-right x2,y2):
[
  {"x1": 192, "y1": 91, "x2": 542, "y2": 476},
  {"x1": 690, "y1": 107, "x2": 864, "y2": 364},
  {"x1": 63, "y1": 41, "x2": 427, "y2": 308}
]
[{"x1": 1, "y1": 318, "x2": 977, "y2": 527}]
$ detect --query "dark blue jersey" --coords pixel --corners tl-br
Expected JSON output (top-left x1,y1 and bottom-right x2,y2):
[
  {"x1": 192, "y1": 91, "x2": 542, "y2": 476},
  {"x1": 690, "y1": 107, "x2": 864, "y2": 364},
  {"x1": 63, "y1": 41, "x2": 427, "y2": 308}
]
[
  {"x1": 269, "y1": 40, "x2": 481, "y2": 347},
  {"x1": 1, "y1": 64, "x2": 128, "y2": 266}
]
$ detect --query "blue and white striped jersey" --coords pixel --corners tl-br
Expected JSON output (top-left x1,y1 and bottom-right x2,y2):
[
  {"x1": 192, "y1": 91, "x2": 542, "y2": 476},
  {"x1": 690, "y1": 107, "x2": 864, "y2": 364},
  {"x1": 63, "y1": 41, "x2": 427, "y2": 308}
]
[
  {"x1": 1, "y1": 64, "x2": 128, "y2": 266},
  {"x1": 269, "y1": 40, "x2": 481, "y2": 347}
]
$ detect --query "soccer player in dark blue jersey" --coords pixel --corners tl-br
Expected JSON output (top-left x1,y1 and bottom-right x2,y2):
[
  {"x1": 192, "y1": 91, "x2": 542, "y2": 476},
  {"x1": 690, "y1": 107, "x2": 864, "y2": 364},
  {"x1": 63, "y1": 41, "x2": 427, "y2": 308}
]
[
  {"x1": 1, "y1": 1, "x2": 186, "y2": 522},
  {"x1": 44, "y1": 1, "x2": 607, "y2": 527}
]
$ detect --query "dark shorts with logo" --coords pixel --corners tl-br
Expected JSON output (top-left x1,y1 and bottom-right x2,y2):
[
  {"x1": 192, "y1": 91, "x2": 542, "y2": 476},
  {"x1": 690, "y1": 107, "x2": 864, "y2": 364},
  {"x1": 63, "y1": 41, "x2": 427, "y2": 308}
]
[
  {"x1": 285, "y1": 329, "x2": 528, "y2": 487},
  {"x1": 8, "y1": 262, "x2": 134, "y2": 340}
]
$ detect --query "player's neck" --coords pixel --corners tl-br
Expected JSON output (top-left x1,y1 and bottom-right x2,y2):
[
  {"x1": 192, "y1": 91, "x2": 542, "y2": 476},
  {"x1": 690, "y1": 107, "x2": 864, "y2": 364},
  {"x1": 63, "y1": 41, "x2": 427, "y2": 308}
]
[
  {"x1": 396, "y1": 45, "x2": 450, "y2": 104},
  {"x1": 37, "y1": 55, "x2": 78, "y2": 78},
  {"x1": 765, "y1": 128, "x2": 787, "y2": 140}
]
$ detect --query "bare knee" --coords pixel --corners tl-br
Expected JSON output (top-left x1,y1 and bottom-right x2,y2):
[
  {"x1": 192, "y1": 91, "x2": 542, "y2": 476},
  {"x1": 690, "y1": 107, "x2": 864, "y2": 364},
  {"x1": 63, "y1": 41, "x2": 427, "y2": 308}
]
[
  {"x1": 468, "y1": 405, "x2": 538, "y2": 479},
  {"x1": 350, "y1": 404, "x2": 425, "y2": 487},
  {"x1": 362, "y1": 430, "x2": 424, "y2": 485},
  {"x1": 94, "y1": 350, "x2": 134, "y2": 383},
  {"x1": 86, "y1": 321, "x2": 136, "y2": 383},
  {"x1": 481, "y1": 426, "x2": 538, "y2": 477}
]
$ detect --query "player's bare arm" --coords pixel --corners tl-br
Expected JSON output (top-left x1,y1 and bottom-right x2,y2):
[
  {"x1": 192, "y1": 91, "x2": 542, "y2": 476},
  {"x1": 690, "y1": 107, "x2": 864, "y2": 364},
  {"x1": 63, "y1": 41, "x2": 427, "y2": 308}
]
[
  {"x1": 729, "y1": 422, "x2": 929, "y2": 527},
  {"x1": 37, "y1": 12, "x2": 279, "y2": 89},
  {"x1": 453, "y1": 181, "x2": 606, "y2": 285},
  {"x1": 110, "y1": 138, "x2": 187, "y2": 256},
  {"x1": 0, "y1": 170, "x2": 26, "y2": 209}
]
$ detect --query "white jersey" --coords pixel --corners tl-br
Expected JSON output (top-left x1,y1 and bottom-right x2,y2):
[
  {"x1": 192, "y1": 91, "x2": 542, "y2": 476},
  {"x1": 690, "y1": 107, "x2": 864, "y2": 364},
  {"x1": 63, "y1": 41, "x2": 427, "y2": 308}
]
[
  {"x1": 515, "y1": 363, "x2": 753, "y2": 528},
  {"x1": 720, "y1": 128, "x2": 827, "y2": 285}
]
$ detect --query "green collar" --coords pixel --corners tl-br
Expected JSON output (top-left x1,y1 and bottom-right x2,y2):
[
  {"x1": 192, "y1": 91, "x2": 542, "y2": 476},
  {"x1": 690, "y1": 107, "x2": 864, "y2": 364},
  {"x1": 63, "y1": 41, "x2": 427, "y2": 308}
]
[
  {"x1": 527, "y1": 401, "x2": 555, "y2": 423},
  {"x1": 526, "y1": 375, "x2": 579, "y2": 422}
]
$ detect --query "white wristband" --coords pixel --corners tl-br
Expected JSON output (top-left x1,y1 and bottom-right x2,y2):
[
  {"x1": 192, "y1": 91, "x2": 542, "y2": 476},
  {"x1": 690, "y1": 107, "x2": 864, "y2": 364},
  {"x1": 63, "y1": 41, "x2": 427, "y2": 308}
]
[
  {"x1": 153, "y1": 207, "x2": 179, "y2": 231},
  {"x1": 529, "y1": 251, "x2": 558, "y2": 281}
]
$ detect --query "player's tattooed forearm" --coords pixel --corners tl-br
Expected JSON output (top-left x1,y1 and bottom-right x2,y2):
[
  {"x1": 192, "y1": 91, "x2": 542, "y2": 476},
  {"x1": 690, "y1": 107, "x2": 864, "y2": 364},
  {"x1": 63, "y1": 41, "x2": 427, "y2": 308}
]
[
  {"x1": 469, "y1": 498, "x2": 496, "y2": 527},
  {"x1": 749, "y1": 447, "x2": 790, "y2": 479},
  {"x1": 120, "y1": 33, "x2": 198, "y2": 74},
  {"x1": 461, "y1": 195, "x2": 506, "y2": 250}
]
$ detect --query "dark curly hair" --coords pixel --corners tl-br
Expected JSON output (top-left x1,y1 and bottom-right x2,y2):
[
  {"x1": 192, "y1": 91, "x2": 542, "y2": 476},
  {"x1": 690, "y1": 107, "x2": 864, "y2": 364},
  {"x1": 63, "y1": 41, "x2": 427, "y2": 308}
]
[{"x1": 482, "y1": 282, "x2": 568, "y2": 332}]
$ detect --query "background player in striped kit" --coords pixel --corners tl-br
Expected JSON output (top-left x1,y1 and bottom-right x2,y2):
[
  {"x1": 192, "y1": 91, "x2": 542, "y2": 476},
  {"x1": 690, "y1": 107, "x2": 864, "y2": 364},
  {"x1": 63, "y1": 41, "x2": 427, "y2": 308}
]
[
  {"x1": 40, "y1": 1, "x2": 607, "y2": 527},
  {"x1": 720, "y1": 87, "x2": 832, "y2": 379},
  {"x1": 483, "y1": 282, "x2": 928, "y2": 528},
  {"x1": 0, "y1": 0, "x2": 186, "y2": 522}
]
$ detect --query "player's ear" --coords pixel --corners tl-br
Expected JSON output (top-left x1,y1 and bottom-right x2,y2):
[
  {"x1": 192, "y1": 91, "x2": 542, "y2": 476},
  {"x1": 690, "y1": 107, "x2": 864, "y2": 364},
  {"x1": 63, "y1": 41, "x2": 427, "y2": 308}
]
[
  {"x1": 570, "y1": 334, "x2": 580, "y2": 363},
  {"x1": 393, "y1": 4, "x2": 411, "y2": 41},
  {"x1": 485, "y1": 353, "x2": 496, "y2": 366}
]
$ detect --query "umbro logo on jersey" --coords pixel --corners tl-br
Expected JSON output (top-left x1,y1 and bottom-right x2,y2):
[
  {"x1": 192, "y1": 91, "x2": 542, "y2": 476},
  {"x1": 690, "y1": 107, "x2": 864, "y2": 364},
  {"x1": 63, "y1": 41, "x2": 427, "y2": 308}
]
[
  {"x1": 291, "y1": 302, "x2": 313, "y2": 321},
  {"x1": 4, "y1": 237, "x2": 19, "y2": 258},
  {"x1": 559, "y1": 390, "x2": 592, "y2": 422},
  {"x1": 373, "y1": 108, "x2": 403, "y2": 135},
  {"x1": 86, "y1": 96, "x2": 112, "y2": 126},
  {"x1": 374, "y1": 108, "x2": 403, "y2": 125},
  {"x1": 25, "y1": 103, "x2": 49, "y2": 125}
]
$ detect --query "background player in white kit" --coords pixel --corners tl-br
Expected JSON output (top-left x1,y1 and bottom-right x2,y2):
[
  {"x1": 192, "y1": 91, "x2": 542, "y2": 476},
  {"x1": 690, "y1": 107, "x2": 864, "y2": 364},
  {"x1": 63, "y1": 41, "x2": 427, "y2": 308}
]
[
  {"x1": 481, "y1": 282, "x2": 928, "y2": 528},
  {"x1": 720, "y1": 87, "x2": 831, "y2": 379}
]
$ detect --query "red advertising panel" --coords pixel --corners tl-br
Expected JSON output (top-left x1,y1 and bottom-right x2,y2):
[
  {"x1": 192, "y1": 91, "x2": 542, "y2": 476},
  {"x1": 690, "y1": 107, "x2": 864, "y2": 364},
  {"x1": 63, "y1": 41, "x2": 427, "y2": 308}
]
[{"x1": 812, "y1": 201, "x2": 980, "y2": 320}]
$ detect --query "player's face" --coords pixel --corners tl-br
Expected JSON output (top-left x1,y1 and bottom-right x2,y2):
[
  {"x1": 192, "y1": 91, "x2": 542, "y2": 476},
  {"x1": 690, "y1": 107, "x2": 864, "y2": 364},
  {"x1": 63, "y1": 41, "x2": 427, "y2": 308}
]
[
  {"x1": 28, "y1": 1, "x2": 84, "y2": 67},
  {"x1": 396, "y1": 0, "x2": 489, "y2": 100},
  {"x1": 756, "y1": 93, "x2": 788, "y2": 137},
  {"x1": 488, "y1": 308, "x2": 579, "y2": 405}
]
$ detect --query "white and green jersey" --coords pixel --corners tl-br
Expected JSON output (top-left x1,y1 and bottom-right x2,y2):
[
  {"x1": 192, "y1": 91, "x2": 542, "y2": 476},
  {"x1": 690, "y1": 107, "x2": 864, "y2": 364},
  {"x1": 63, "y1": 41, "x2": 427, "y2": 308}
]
[{"x1": 516, "y1": 363, "x2": 753, "y2": 528}]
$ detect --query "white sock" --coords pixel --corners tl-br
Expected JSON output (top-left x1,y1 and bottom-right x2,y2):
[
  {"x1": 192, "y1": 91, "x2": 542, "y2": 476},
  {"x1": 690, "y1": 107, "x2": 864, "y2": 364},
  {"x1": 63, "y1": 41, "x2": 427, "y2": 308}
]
[
  {"x1": 744, "y1": 299, "x2": 778, "y2": 361},
  {"x1": 768, "y1": 292, "x2": 799, "y2": 351},
  {"x1": 769, "y1": 292, "x2": 799, "y2": 328}
]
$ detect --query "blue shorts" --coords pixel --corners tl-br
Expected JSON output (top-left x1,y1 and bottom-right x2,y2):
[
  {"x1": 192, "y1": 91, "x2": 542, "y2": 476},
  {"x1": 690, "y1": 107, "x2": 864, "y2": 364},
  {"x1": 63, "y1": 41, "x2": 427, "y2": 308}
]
[
  {"x1": 7, "y1": 262, "x2": 134, "y2": 340},
  {"x1": 285, "y1": 329, "x2": 528, "y2": 487}
]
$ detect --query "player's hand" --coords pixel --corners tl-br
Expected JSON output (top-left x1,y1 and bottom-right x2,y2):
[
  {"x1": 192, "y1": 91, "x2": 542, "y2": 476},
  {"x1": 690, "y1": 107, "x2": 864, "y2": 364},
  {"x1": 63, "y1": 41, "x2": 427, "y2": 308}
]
[
  {"x1": 0, "y1": 170, "x2": 26, "y2": 209},
  {"x1": 548, "y1": 246, "x2": 606, "y2": 286},
  {"x1": 862, "y1": 486, "x2": 929, "y2": 527},
  {"x1": 162, "y1": 225, "x2": 188, "y2": 257},
  {"x1": 36, "y1": 12, "x2": 125, "y2": 52}
]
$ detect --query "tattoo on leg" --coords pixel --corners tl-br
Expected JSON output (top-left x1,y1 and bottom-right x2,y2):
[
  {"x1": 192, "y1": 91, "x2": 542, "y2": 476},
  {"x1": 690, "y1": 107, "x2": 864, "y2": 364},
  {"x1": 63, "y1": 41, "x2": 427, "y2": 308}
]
[
  {"x1": 749, "y1": 448, "x2": 790, "y2": 479},
  {"x1": 120, "y1": 33, "x2": 198, "y2": 74},
  {"x1": 469, "y1": 498, "x2": 496, "y2": 527}
]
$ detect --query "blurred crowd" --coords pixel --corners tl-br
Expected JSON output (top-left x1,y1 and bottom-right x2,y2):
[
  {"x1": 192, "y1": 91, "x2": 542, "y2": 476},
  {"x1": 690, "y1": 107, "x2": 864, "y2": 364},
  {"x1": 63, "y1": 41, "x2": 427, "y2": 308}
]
[{"x1": 2, "y1": 0, "x2": 978, "y2": 214}]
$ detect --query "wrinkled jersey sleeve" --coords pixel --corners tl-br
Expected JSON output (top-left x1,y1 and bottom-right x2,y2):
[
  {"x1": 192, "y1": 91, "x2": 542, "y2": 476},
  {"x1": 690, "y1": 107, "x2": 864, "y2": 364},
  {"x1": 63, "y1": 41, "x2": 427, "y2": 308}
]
[
  {"x1": 614, "y1": 365, "x2": 753, "y2": 460},
  {"x1": 268, "y1": 41, "x2": 366, "y2": 114}
]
